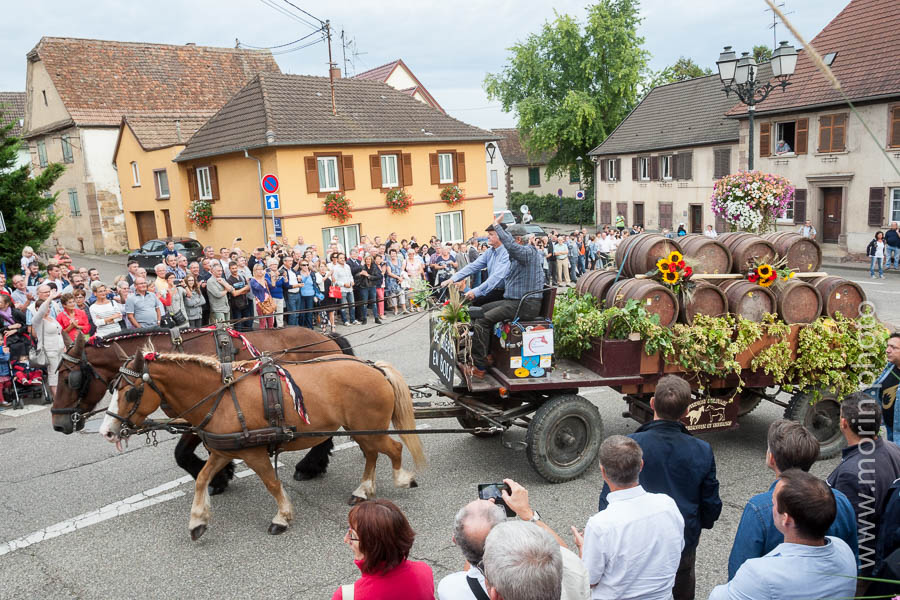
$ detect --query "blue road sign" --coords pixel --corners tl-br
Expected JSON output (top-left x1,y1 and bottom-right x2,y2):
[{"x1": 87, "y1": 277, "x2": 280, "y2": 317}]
[
  {"x1": 273, "y1": 217, "x2": 282, "y2": 237},
  {"x1": 575, "y1": 189, "x2": 585, "y2": 200},
  {"x1": 557, "y1": 188, "x2": 564, "y2": 198},
  {"x1": 265, "y1": 193, "x2": 280, "y2": 211},
  {"x1": 261, "y1": 174, "x2": 279, "y2": 194}
]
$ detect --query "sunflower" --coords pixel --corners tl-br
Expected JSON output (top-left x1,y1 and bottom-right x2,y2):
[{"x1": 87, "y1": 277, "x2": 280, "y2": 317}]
[
  {"x1": 757, "y1": 264, "x2": 773, "y2": 278},
  {"x1": 668, "y1": 251, "x2": 683, "y2": 263},
  {"x1": 759, "y1": 276, "x2": 775, "y2": 287},
  {"x1": 657, "y1": 258, "x2": 670, "y2": 273},
  {"x1": 663, "y1": 270, "x2": 680, "y2": 284}
]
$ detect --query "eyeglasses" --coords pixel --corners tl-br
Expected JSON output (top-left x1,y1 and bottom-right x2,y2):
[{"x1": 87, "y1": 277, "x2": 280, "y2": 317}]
[
  {"x1": 301, "y1": 263, "x2": 309, "y2": 267},
  {"x1": 346, "y1": 528, "x2": 359, "y2": 542}
]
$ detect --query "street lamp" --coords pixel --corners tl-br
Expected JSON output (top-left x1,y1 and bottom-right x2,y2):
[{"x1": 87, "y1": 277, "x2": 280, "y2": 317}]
[
  {"x1": 717, "y1": 41, "x2": 797, "y2": 169},
  {"x1": 575, "y1": 156, "x2": 584, "y2": 228},
  {"x1": 486, "y1": 142, "x2": 497, "y2": 164}
]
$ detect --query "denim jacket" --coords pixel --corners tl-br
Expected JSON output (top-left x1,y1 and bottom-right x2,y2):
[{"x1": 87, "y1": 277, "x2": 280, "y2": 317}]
[{"x1": 0, "y1": 345, "x2": 9, "y2": 377}]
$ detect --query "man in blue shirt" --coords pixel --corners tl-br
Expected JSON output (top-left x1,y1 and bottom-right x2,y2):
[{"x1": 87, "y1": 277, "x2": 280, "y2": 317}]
[
  {"x1": 727, "y1": 419, "x2": 858, "y2": 579},
  {"x1": 441, "y1": 223, "x2": 509, "y2": 306},
  {"x1": 710, "y1": 469, "x2": 856, "y2": 600},
  {"x1": 867, "y1": 332, "x2": 900, "y2": 443}
]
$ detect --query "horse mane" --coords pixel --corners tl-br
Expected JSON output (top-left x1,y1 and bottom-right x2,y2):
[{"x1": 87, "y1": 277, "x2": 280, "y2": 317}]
[{"x1": 141, "y1": 350, "x2": 258, "y2": 372}]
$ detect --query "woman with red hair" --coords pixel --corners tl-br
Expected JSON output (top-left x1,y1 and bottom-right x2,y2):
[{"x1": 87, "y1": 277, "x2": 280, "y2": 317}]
[{"x1": 333, "y1": 499, "x2": 433, "y2": 599}]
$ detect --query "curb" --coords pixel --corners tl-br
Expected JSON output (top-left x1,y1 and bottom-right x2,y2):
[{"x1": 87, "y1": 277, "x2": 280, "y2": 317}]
[{"x1": 821, "y1": 262, "x2": 900, "y2": 276}]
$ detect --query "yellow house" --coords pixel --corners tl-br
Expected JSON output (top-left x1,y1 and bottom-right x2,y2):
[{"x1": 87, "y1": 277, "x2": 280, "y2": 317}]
[{"x1": 116, "y1": 72, "x2": 496, "y2": 253}]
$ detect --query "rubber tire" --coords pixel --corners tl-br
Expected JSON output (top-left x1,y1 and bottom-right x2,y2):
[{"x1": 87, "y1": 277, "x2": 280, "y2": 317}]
[
  {"x1": 785, "y1": 390, "x2": 845, "y2": 459},
  {"x1": 457, "y1": 413, "x2": 500, "y2": 438},
  {"x1": 526, "y1": 394, "x2": 603, "y2": 483},
  {"x1": 737, "y1": 393, "x2": 763, "y2": 417}
]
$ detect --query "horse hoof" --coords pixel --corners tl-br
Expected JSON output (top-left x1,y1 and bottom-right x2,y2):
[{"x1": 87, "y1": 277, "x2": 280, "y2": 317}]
[
  {"x1": 190, "y1": 525, "x2": 207, "y2": 541},
  {"x1": 347, "y1": 495, "x2": 366, "y2": 506},
  {"x1": 267, "y1": 523, "x2": 288, "y2": 535},
  {"x1": 293, "y1": 469, "x2": 318, "y2": 482},
  {"x1": 409, "y1": 480, "x2": 418, "y2": 488}
]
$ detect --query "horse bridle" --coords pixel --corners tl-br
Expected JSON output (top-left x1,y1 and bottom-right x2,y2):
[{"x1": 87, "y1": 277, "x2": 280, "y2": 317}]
[
  {"x1": 51, "y1": 352, "x2": 111, "y2": 422},
  {"x1": 106, "y1": 361, "x2": 172, "y2": 432}
]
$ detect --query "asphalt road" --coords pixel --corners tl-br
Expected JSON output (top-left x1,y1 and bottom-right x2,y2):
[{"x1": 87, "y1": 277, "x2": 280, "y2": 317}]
[{"x1": 0, "y1": 259, "x2": 896, "y2": 600}]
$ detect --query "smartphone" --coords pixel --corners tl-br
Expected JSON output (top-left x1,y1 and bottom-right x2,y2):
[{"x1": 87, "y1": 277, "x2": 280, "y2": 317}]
[{"x1": 478, "y1": 483, "x2": 516, "y2": 517}]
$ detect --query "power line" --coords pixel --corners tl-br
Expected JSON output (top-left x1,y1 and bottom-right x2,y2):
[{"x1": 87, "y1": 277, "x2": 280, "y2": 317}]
[
  {"x1": 257, "y1": 0, "x2": 319, "y2": 30},
  {"x1": 270, "y1": 36, "x2": 325, "y2": 56},
  {"x1": 278, "y1": 0, "x2": 324, "y2": 26},
  {"x1": 238, "y1": 28, "x2": 322, "y2": 50}
]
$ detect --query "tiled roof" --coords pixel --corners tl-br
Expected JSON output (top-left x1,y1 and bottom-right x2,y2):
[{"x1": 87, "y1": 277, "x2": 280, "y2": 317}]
[
  {"x1": 589, "y1": 74, "x2": 740, "y2": 156},
  {"x1": 726, "y1": 0, "x2": 900, "y2": 117},
  {"x1": 125, "y1": 113, "x2": 214, "y2": 150},
  {"x1": 25, "y1": 37, "x2": 280, "y2": 131},
  {"x1": 492, "y1": 128, "x2": 554, "y2": 166},
  {"x1": 176, "y1": 73, "x2": 494, "y2": 162},
  {"x1": 352, "y1": 58, "x2": 444, "y2": 113},
  {"x1": 0, "y1": 92, "x2": 26, "y2": 138},
  {"x1": 352, "y1": 60, "x2": 401, "y2": 82}
]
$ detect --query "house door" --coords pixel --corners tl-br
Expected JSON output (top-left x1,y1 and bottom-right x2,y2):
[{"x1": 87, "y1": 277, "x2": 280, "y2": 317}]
[
  {"x1": 134, "y1": 211, "x2": 157, "y2": 247},
  {"x1": 161, "y1": 209, "x2": 173, "y2": 237},
  {"x1": 633, "y1": 203, "x2": 645, "y2": 228},
  {"x1": 658, "y1": 203, "x2": 673, "y2": 231},
  {"x1": 616, "y1": 202, "x2": 628, "y2": 226},
  {"x1": 689, "y1": 205, "x2": 703, "y2": 233},
  {"x1": 822, "y1": 187, "x2": 842, "y2": 243},
  {"x1": 599, "y1": 202, "x2": 611, "y2": 227}
]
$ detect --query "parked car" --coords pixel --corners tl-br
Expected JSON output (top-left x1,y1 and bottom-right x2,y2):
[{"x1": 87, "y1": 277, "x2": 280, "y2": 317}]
[
  {"x1": 524, "y1": 224, "x2": 548, "y2": 239},
  {"x1": 493, "y1": 210, "x2": 517, "y2": 226},
  {"x1": 128, "y1": 237, "x2": 204, "y2": 270}
]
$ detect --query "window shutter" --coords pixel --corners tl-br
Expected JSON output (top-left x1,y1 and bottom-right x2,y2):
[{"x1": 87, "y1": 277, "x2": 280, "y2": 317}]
[
  {"x1": 187, "y1": 167, "x2": 198, "y2": 202},
  {"x1": 673, "y1": 154, "x2": 682, "y2": 180},
  {"x1": 793, "y1": 189, "x2": 807, "y2": 224},
  {"x1": 650, "y1": 156, "x2": 659, "y2": 181},
  {"x1": 869, "y1": 187, "x2": 885, "y2": 227},
  {"x1": 795, "y1": 118, "x2": 808, "y2": 154},
  {"x1": 832, "y1": 114, "x2": 847, "y2": 152},
  {"x1": 713, "y1": 148, "x2": 730, "y2": 179},
  {"x1": 759, "y1": 122, "x2": 771, "y2": 157},
  {"x1": 429, "y1": 153, "x2": 440, "y2": 185},
  {"x1": 401, "y1": 153, "x2": 413, "y2": 186},
  {"x1": 369, "y1": 154, "x2": 381, "y2": 189},
  {"x1": 600, "y1": 160, "x2": 607, "y2": 181},
  {"x1": 891, "y1": 106, "x2": 900, "y2": 148},
  {"x1": 682, "y1": 152, "x2": 693, "y2": 180},
  {"x1": 615, "y1": 158, "x2": 621, "y2": 181},
  {"x1": 600, "y1": 202, "x2": 611, "y2": 226},
  {"x1": 341, "y1": 155, "x2": 355, "y2": 191},
  {"x1": 153, "y1": 170, "x2": 161, "y2": 199},
  {"x1": 305, "y1": 157, "x2": 318, "y2": 194},
  {"x1": 631, "y1": 157, "x2": 638, "y2": 181},
  {"x1": 208, "y1": 165, "x2": 219, "y2": 201},
  {"x1": 818, "y1": 116, "x2": 832, "y2": 153},
  {"x1": 455, "y1": 151, "x2": 466, "y2": 183}
]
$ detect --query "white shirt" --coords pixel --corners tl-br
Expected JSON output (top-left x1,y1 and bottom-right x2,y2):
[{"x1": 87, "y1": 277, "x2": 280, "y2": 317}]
[
  {"x1": 597, "y1": 236, "x2": 613, "y2": 254},
  {"x1": 331, "y1": 263, "x2": 354, "y2": 289},
  {"x1": 90, "y1": 302, "x2": 123, "y2": 337},
  {"x1": 581, "y1": 485, "x2": 684, "y2": 600},
  {"x1": 704, "y1": 229, "x2": 718, "y2": 238}
]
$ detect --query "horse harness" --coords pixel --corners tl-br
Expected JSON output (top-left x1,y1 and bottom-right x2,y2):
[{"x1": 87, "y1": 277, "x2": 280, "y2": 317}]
[{"x1": 52, "y1": 351, "x2": 112, "y2": 423}]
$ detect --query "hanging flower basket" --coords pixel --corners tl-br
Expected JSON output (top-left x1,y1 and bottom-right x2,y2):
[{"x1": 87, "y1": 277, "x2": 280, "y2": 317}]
[
  {"x1": 385, "y1": 188, "x2": 413, "y2": 214},
  {"x1": 187, "y1": 199, "x2": 213, "y2": 230},
  {"x1": 440, "y1": 185, "x2": 464, "y2": 206},
  {"x1": 324, "y1": 192, "x2": 352, "y2": 223},
  {"x1": 710, "y1": 170, "x2": 794, "y2": 233}
]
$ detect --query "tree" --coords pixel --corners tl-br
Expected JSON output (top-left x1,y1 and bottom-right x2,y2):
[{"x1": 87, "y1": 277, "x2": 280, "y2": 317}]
[
  {"x1": 753, "y1": 45, "x2": 773, "y2": 63},
  {"x1": 485, "y1": 0, "x2": 647, "y2": 183},
  {"x1": 0, "y1": 110, "x2": 64, "y2": 269},
  {"x1": 645, "y1": 56, "x2": 713, "y2": 89}
]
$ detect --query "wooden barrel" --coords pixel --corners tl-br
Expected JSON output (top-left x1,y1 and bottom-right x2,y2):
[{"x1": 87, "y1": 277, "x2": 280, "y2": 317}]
[
  {"x1": 810, "y1": 276, "x2": 867, "y2": 318},
  {"x1": 575, "y1": 270, "x2": 602, "y2": 296},
  {"x1": 679, "y1": 283, "x2": 728, "y2": 324},
  {"x1": 578, "y1": 270, "x2": 621, "y2": 308},
  {"x1": 718, "y1": 233, "x2": 776, "y2": 272},
  {"x1": 606, "y1": 278, "x2": 679, "y2": 327},
  {"x1": 763, "y1": 232, "x2": 822, "y2": 272},
  {"x1": 718, "y1": 280, "x2": 777, "y2": 321},
  {"x1": 772, "y1": 280, "x2": 823, "y2": 324},
  {"x1": 613, "y1": 234, "x2": 682, "y2": 277},
  {"x1": 678, "y1": 235, "x2": 733, "y2": 274}
]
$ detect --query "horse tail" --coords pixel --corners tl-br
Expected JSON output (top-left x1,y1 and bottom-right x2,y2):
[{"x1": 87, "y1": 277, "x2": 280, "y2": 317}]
[
  {"x1": 376, "y1": 360, "x2": 426, "y2": 471},
  {"x1": 326, "y1": 332, "x2": 355, "y2": 356}
]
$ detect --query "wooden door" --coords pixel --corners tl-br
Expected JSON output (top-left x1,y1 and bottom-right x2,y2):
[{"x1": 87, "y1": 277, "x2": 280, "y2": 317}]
[
  {"x1": 822, "y1": 188, "x2": 842, "y2": 243},
  {"x1": 162, "y1": 209, "x2": 173, "y2": 237},
  {"x1": 658, "y1": 203, "x2": 673, "y2": 231},
  {"x1": 689, "y1": 205, "x2": 703, "y2": 233},
  {"x1": 616, "y1": 202, "x2": 628, "y2": 226},
  {"x1": 633, "y1": 203, "x2": 645, "y2": 228},
  {"x1": 134, "y1": 211, "x2": 157, "y2": 247},
  {"x1": 600, "y1": 202, "x2": 611, "y2": 227}
]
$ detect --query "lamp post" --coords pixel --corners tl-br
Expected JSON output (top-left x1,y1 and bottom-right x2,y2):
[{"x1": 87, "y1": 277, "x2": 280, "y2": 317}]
[
  {"x1": 716, "y1": 41, "x2": 798, "y2": 170},
  {"x1": 575, "y1": 156, "x2": 585, "y2": 229}
]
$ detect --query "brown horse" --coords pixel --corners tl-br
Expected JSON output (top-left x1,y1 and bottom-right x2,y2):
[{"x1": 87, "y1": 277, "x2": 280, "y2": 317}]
[
  {"x1": 102, "y1": 351, "x2": 426, "y2": 539},
  {"x1": 52, "y1": 327, "x2": 352, "y2": 492}
]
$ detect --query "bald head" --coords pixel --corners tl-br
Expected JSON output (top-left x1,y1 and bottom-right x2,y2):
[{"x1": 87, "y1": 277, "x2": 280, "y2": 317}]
[{"x1": 453, "y1": 499, "x2": 507, "y2": 566}]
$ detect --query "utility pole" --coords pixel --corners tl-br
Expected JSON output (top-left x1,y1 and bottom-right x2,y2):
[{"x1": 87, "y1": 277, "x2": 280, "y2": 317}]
[{"x1": 326, "y1": 20, "x2": 336, "y2": 116}]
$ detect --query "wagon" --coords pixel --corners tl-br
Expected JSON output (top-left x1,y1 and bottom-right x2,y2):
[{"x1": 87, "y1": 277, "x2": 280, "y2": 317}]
[{"x1": 410, "y1": 286, "x2": 846, "y2": 484}]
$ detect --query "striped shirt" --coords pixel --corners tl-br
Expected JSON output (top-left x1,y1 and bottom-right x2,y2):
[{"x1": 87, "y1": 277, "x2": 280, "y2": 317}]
[{"x1": 496, "y1": 227, "x2": 544, "y2": 301}]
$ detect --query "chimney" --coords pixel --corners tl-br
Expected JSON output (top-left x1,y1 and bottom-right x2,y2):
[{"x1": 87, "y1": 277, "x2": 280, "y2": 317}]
[{"x1": 330, "y1": 67, "x2": 342, "y2": 79}]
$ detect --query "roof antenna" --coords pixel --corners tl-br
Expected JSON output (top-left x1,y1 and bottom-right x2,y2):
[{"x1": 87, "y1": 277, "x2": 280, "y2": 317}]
[
  {"x1": 766, "y1": 2, "x2": 794, "y2": 52},
  {"x1": 326, "y1": 20, "x2": 336, "y2": 115}
]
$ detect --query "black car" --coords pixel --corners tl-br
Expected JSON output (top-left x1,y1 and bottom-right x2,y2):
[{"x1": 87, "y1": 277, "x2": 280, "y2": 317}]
[
  {"x1": 524, "y1": 224, "x2": 549, "y2": 238},
  {"x1": 128, "y1": 237, "x2": 204, "y2": 270}
]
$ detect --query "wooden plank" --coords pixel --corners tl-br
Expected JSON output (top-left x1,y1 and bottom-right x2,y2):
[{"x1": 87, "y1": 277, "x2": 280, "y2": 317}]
[{"x1": 633, "y1": 272, "x2": 829, "y2": 280}]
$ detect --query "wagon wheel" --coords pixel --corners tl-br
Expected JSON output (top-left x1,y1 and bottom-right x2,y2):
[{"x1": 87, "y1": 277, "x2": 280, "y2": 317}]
[
  {"x1": 526, "y1": 394, "x2": 603, "y2": 483},
  {"x1": 709, "y1": 387, "x2": 764, "y2": 417},
  {"x1": 457, "y1": 412, "x2": 500, "y2": 438},
  {"x1": 785, "y1": 389, "x2": 844, "y2": 459}
]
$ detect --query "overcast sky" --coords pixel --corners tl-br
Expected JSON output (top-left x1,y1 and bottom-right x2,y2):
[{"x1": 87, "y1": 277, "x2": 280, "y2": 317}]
[{"x1": 1, "y1": 0, "x2": 848, "y2": 129}]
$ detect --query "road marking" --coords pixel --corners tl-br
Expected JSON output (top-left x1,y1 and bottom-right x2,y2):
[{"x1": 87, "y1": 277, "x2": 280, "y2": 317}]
[
  {"x1": 0, "y1": 425, "x2": 430, "y2": 556},
  {"x1": 0, "y1": 405, "x2": 48, "y2": 418}
]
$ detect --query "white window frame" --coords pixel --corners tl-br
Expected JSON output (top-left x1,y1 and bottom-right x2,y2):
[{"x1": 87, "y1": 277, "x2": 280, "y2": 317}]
[
  {"x1": 891, "y1": 188, "x2": 900, "y2": 224},
  {"x1": 131, "y1": 161, "x2": 141, "y2": 187},
  {"x1": 317, "y1": 156, "x2": 340, "y2": 192},
  {"x1": 380, "y1": 154, "x2": 399, "y2": 188},
  {"x1": 155, "y1": 169, "x2": 170, "y2": 199},
  {"x1": 774, "y1": 121, "x2": 797, "y2": 155},
  {"x1": 438, "y1": 152, "x2": 454, "y2": 184},
  {"x1": 490, "y1": 169, "x2": 498, "y2": 190},
  {"x1": 196, "y1": 166, "x2": 212, "y2": 200},
  {"x1": 322, "y1": 224, "x2": 359, "y2": 255},
  {"x1": 606, "y1": 159, "x2": 616, "y2": 181},
  {"x1": 639, "y1": 157, "x2": 650, "y2": 181},
  {"x1": 435, "y1": 210, "x2": 464, "y2": 244},
  {"x1": 662, "y1": 155, "x2": 672, "y2": 180}
]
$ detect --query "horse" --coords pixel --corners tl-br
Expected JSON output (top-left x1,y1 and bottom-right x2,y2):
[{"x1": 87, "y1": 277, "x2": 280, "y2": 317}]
[
  {"x1": 101, "y1": 351, "x2": 426, "y2": 539},
  {"x1": 51, "y1": 326, "x2": 352, "y2": 493}
]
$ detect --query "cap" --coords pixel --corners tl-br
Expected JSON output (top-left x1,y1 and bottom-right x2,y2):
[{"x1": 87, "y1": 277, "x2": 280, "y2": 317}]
[
  {"x1": 507, "y1": 224, "x2": 529, "y2": 237},
  {"x1": 486, "y1": 223, "x2": 507, "y2": 232}
]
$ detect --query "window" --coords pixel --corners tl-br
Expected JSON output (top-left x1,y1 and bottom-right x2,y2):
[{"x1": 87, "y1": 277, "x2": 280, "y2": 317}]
[
  {"x1": 818, "y1": 114, "x2": 847, "y2": 153},
  {"x1": 68, "y1": 189, "x2": 80, "y2": 217},
  {"x1": 639, "y1": 157, "x2": 650, "y2": 181},
  {"x1": 774, "y1": 122, "x2": 796, "y2": 154},
  {"x1": 891, "y1": 188, "x2": 900, "y2": 223},
  {"x1": 528, "y1": 167, "x2": 540, "y2": 187},
  {"x1": 490, "y1": 169, "x2": 498, "y2": 189},
  {"x1": 154, "y1": 169, "x2": 170, "y2": 199},
  {"x1": 61, "y1": 135, "x2": 73, "y2": 163},
  {"x1": 380, "y1": 154, "x2": 399, "y2": 188},
  {"x1": 321, "y1": 224, "x2": 359, "y2": 255},
  {"x1": 438, "y1": 152, "x2": 454, "y2": 184},
  {"x1": 713, "y1": 148, "x2": 731, "y2": 179},
  {"x1": 569, "y1": 167, "x2": 580, "y2": 183},
  {"x1": 435, "y1": 210, "x2": 463, "y2": 244},
  {"x1": 890, "y1": 106, "x2": 900, "y2": 148},
  {"x1": 196, "y1": 166, "x2": 212, "y2": 200},
  {"x1": 36, "y1": 140, "x2": 47, "y2": 167},
  {"x1": 42, "y1": 90, "x2": 47, "y2": 106},
  {"x1": 606, "y1": 159, "x2": 616, "y2": 181},
  {"x1": 662, "y1": 155, "x2": 672, "y2": 180},
  {"x1": 782, "y1": 199, "x2": 794, "y2": 222},
  {"x1": 317, "y1": 156, "x2": 340, "y2": 192},
  {"x1": 131, "y1": 161, "x2": 140, "y2": 187}
]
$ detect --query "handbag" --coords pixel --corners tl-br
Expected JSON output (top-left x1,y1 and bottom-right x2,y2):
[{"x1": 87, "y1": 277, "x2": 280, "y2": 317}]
[
  {"x1": 169, "y1": 310, "x2": 187, "y2": 326},
  {"x1": 328, "y1": 285, "x2": 342, "y2": 299},
  {"x1": 258, "y1": 297, "x2": 277, "y2": 315}
]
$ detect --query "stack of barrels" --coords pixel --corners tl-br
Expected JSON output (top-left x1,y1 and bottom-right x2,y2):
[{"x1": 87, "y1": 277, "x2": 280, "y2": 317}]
[{"x1": 574, "y1": 231, "x2": 865, "y2": 326}]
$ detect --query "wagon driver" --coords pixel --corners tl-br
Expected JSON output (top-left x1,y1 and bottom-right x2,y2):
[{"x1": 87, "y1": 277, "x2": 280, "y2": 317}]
[{"x1": 465, "y1": 214, "x2": 545, "y2": 380}]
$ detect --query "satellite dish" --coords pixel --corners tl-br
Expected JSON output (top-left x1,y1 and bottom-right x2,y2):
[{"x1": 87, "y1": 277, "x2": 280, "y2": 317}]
[{"x1": 520, "y1": 204, "x2": 530, "y2": 214}]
